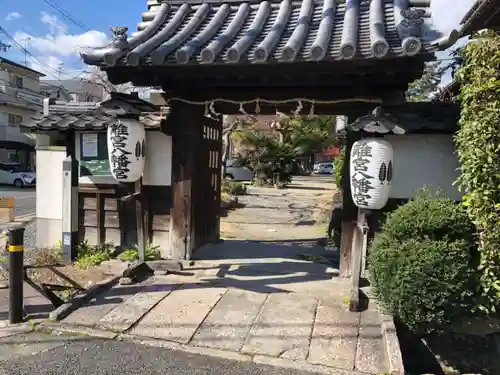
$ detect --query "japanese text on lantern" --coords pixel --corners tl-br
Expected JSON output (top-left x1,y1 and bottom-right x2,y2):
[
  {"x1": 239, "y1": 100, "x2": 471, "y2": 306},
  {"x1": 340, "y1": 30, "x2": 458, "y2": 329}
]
[
  {"x1": 109, "y1": 123, "x2": 131, "y2": 180},
  {"x1": 351, "y1": 142, "x2": 374, "y2": 207}
]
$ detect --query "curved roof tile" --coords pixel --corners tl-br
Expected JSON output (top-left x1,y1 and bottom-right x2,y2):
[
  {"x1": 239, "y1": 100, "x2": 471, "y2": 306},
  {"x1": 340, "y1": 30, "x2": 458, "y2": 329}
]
[{"x1": 82, "y1": 0, "x2": 441, "y2": 67}]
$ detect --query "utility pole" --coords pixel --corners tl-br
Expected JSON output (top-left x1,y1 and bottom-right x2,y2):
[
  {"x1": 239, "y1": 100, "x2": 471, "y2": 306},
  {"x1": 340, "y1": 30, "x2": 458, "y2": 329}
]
[
  {"x1": 21, "y1": 37, "x2": 31, "y2": 66},
  {"x1": 57, "y1": 63, "x2": 64, "y2": 80}
]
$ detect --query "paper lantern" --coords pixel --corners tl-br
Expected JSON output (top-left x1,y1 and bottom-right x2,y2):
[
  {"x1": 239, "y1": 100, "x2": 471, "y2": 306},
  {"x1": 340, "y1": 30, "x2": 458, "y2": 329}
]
[
  {"x1": 107, "y1": 118, "x2": 146, "y2": 182},
  {"x1": 350, "y1": 138, "x2": 393, "y2": 210}
]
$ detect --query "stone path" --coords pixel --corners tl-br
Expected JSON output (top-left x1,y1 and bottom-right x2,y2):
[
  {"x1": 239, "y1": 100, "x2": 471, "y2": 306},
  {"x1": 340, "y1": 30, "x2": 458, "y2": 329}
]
[{"x1": 6, "y1": 176, "x2": 389, "y2": 374}]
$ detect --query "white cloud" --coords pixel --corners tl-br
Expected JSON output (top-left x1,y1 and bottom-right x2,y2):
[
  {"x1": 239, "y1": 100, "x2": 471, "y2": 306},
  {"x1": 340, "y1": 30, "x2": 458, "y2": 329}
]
[
  {"x1": 14, "y1": 12, "x2": 107, "y2": 58},
  {"x1": 9, "y1": 12, "x2": 108, "y2": 80},
  {"x1": 5, "y1": 12, "x2": 22, "y2": 21}
]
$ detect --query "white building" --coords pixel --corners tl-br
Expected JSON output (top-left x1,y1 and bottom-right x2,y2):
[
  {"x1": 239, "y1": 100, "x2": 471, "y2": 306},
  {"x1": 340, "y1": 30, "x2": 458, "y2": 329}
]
[
  {"x1": 42, "y1": 79, "x2": 105, "y2": 103},
  {"x1": 0, "y1": 57, "x2": 44, "y2": 169}
]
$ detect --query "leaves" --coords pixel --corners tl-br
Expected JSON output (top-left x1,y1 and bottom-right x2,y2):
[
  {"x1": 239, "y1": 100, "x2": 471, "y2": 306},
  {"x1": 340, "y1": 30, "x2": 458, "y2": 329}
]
[
  {"x1": 368, "y1": 193, "x2": 479, "y2": 334},
  {"x1": 406, "y1": 61, "x2": 444, "y2": 102},
  {"x1": 455, "y1": 32, "x2": 500, "y2": 313},
  {"x1": 232, "y1": 115, "x2": 337, "y2": 185}
]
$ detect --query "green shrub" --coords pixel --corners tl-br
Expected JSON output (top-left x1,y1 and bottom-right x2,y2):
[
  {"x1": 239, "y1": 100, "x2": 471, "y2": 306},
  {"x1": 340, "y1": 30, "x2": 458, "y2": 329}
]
[
  {"x1": 334, "y1": 150, "x2": 344, "y2": 188},
  {"x1": 75, "y1": 241, "x2": 114, "y2": 269},
  {"x1": 455, "y1": 32, "x2": 500, "y2": 313},
  {"x1": 368, "y1": 192, "x2": 479, "y2": 334},
  {"x1": 118, "y1": 243, "x2": 161, "y2": 262},
  {"x1": 222, "y1": 180, "x2": 247, "y2": 196}
]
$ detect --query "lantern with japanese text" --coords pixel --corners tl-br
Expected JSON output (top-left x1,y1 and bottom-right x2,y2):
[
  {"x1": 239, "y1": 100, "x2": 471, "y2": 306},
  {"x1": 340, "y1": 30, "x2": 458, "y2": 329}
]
[
  {"x1": 350, "y1": 139, "x2": 393, "y2": 210},
  {"x1": 107, "y1": 118, "x2": 146, "y2": 182}
]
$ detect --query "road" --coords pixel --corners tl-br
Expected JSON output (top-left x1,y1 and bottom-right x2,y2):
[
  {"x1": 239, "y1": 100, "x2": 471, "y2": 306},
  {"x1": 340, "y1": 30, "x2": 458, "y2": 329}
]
[
  {"x1": 0, "y1": 186, "x2": 35, "y2": 218},
  {"x1": 0, "y1": 332, "x2": 325, "y2": 375}
]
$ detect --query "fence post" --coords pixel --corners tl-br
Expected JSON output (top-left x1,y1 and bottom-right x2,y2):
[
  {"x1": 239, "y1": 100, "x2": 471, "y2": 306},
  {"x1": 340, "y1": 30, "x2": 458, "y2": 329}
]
[{"x1": 8, "y1": 227, "x2": 25, "y2": 324}]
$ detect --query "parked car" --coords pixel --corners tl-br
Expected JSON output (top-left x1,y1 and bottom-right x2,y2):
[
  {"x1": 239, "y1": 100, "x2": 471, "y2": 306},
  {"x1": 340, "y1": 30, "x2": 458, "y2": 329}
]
[
  {"x1": 224, "y1": 159, "x2": 254, "y2": 181},
  {"x1": 0, "y1": 162, "x2": 36, "y2": 188},
  {"x1": 313, "y1": 162, "x2": 334, "y2": 175}
]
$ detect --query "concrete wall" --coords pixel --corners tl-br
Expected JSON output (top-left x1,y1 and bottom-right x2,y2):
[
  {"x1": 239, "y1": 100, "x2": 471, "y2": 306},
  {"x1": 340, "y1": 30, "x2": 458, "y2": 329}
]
[
  {"x1": 35, "y1": 148, "x2": 66, "y2": 249},
  {"x1": 385, "y1": 134, "x2": 462, "y2": 200}
]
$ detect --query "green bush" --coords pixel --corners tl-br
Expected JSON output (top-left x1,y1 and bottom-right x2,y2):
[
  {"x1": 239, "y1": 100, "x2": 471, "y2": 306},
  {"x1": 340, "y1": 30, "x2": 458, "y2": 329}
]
[
  {"x1": 334, "y1": 150, "x2": 344, "y2": 188},
  {"x1": 222, "y1": 180, "x2": 247, "y2": 196},
  {"x1": 455, "y1": 32, "x2": 500, "y2": 313},
  {"x1": 75, "y1": 241, "x2": 114, "y2": 269},
  {"x1": 368, "y1": 191, "x2": 479, "y2": 334},
  {"x1": 118, "y1": 243, "x2": 161, "y2": 262}
]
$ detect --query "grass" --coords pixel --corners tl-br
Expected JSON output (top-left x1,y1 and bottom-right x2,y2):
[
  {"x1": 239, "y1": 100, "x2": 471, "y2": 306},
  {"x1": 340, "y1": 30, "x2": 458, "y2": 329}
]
[
  {"x1": 74, "y1": 241, "x2": 115, "y2": 269},
  {"x1": 118, "y1": 242, "x2": 161, "y2": 262}
]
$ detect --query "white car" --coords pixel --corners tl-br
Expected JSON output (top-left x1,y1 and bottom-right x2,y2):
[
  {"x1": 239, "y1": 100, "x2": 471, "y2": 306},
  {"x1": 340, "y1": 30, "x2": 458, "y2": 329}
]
[
  {"x1": 225, "y1": 159, "x2": 254, "y2": 181},
  {"x1": 0, "y1": 162, "x2": 36, "y2": 188},
  {"x1": 313, "y1": 162, "x2": 334, "y2": 174}
]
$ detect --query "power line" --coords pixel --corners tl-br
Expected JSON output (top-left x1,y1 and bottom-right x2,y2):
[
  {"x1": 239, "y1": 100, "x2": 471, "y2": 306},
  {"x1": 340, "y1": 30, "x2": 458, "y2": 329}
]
[
  {"x1": 0, "y1": 26, "x2": 61, "y2": 77},
  {"x1": 41, "y1": 0, "x2": 91, "y2": 32}
]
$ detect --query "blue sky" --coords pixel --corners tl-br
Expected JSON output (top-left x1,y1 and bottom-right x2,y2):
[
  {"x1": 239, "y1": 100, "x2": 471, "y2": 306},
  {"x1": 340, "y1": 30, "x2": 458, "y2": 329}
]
[{"x1": 0, "y1": 0, "x2": 476, "y2": 82}]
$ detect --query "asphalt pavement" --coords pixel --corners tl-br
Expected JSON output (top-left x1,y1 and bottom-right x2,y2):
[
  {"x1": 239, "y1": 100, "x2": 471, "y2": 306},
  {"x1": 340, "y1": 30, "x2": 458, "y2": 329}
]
[
  {"x1": 0, "y1": 186, "x2": 36, "y2": 218},
  {"x1": 0, "y1": 332, "x2": 325, "y2": 375}
]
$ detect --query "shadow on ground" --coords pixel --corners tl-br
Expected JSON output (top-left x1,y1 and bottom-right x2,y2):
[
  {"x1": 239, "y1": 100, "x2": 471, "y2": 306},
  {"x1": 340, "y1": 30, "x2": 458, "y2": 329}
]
[{"x1": 396, "y1": 318, "x2": 500, "y2": 375}]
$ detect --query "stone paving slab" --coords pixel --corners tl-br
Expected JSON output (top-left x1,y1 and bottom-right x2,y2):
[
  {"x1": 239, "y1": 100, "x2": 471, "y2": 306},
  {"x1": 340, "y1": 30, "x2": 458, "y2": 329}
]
[
  {"x1": 355, "y1": 304, "x2": 385, "y2": 374},
  {"x1": 97, "y1": 282, "x2": 177, "y2": 332},
  {"x1": 241, "y1": 293, "x2": 318, "y2": 360},
  {"x1": 130, "y1": 284, "x2": 226, "y2": 344},
  {"x1": 191, "y1": 289, "x2": 267, "y2": 351},
  {"x1": 308, "y1": 300, "x2": 359, "y2": 370},
  {"x1": 63, "y1": 281, "x2": 151, "y2": 327}
]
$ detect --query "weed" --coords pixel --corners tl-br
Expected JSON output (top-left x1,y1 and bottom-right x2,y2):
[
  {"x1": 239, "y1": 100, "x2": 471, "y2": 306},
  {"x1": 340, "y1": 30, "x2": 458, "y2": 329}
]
[
  {"x1": 74, "y1": 241, "x2": 115, "y2": 269},
  {"x1": 118, "y1": 242, "x2": 161, "y2": 262}
]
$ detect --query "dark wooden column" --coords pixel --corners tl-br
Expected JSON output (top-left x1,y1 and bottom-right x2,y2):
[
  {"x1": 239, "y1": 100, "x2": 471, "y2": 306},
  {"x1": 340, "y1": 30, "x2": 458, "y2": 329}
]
[{"x1": 164, "y1": 101, "x2": 202, "y2": 260}]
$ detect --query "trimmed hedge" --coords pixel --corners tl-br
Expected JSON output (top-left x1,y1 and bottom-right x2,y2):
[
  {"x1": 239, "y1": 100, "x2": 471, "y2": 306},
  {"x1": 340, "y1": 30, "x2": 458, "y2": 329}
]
[{"x1": 368, "y1": 192, "x2": 479, "y2": 334}]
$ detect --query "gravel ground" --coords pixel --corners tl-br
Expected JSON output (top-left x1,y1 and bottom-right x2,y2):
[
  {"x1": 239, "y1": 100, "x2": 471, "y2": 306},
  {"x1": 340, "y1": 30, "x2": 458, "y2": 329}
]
[{"x1": 0, "y1": 333, "x2": 324, "y2": 375}]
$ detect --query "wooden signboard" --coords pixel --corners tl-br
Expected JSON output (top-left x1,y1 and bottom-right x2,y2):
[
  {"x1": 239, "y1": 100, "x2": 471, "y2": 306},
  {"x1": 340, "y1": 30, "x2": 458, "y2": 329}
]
[
  {"x1": 0, "y1": 197, "x2": 15, "y2": 209},
  {"x1": 0, "y1": 197, "x2": 14, "y2": 223},
  {"x1": 79, "y1": 132, "x2": 112, "y2": 177}
]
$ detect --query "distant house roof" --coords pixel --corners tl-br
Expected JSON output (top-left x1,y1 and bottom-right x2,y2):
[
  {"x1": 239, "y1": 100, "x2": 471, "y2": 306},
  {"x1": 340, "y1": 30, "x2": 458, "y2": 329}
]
[
  {"x1": 22, "y1": 92, "x2": 166, "y2": 131},
  {"x1": 0, "y1": 57, "x2": 45, "y2": 77},
  {"x1": 459, "y1": 0, "x2": 500, "y2": 36},
  {"x1": 82, "y1": 0, "x2": 443, "y2": 68}
]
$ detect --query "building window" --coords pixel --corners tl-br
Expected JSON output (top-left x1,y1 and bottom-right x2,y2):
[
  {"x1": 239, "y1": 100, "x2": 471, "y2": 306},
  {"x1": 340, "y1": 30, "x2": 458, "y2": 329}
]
[
  {"x1": 8, "y1": 113, "x2": 23, "y2": 126},
  {"x1": 11, "y1": 75, "x2": 23, "y2": 88}
]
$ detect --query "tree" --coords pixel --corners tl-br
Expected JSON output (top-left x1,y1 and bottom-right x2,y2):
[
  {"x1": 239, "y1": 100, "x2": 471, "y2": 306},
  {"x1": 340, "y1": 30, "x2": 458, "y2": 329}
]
[
  {"x1": 82, "y1": 67, "x2": 154, "y2": 98},
  {"x1": 405, "y1": 61, "x2": 443, "y2": 102},
  {"x1": 232, "y1": 114, "x2": 336, "y2": 186}
]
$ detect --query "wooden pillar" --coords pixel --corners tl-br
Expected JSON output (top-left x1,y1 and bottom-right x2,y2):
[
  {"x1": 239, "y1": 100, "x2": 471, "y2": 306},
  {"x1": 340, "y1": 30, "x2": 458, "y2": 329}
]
[
  {"x1": 165, "y1": 102, "x2": 201, "y2": 260},
  {"x1": 339, "y1": 126, "x2": 362, "y2": 277}
]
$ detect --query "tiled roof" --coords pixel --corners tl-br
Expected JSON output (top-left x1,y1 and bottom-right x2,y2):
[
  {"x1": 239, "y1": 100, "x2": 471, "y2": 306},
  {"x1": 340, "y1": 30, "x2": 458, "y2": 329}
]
[
  {"x1": 28, "y1": 110, "x2": 165, "y2": 131},
  {"x1": 343, "y1": 102, "x2": 459, "y2": 133},
  {"x1": 82, "y1": 0, "x2": 442, "y2": 67},
  {"x1": 459, "y1": 0, "x2": 500, "y2": 36},
  {"x1": 23, "y1": 92, "x2": 166, "y2": 131}
]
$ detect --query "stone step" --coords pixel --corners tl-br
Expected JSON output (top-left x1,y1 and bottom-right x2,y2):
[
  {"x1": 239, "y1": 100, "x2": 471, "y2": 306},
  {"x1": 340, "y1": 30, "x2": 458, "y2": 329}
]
[
  {"x1": 190, "y1": 288, "x2": 267, "y2": 351},
  {"x1": 96, "y1": 282, "x2": 177, "y2": 332},
  {"x1": 63, "y1": 281, "x2": 152, "y2": 327},
  {"x1": 241, "y1": 293, "x2": 318, "y2": 361},
  {"x1": 129, "y1": 284, "x2": 226, "y2": 344}
]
